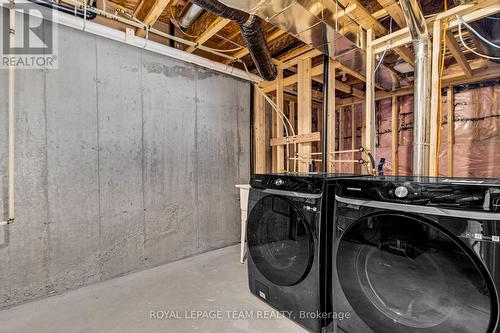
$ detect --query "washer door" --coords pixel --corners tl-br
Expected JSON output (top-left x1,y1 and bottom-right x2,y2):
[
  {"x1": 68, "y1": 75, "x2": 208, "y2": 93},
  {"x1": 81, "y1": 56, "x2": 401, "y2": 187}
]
[
  {"x1": 247, "y1": 195, "x2": 314, "y2": 286},
  {"x1": 337, "y1": 213, "x2": 496, "y2": 333}
]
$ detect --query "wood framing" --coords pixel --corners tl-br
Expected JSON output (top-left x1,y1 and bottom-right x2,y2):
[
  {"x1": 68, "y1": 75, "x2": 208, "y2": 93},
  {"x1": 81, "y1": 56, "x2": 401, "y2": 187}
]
[
  {"x1": 351, "y1": 106, "x2": 356, "y2": 172},
  {"x1": 270, "y1": 132, "x2": 320, "y2": 146},
  {"x1": 445, "y1": 30, "x2": 472, "y2": 78},
  {"x1": 391, "y1": 96, "x2": 399, "y2": 175},
  {"x1": 185, "y1": 18, "x2": 231, "y2": 53},
  {"x1": 327, "y1": 59, "x2": 337, "y2": 172},
  {"x1": 276, "y1": 68, "x2": 285, "y2": 171},
  {"x1": 134, "y1": 0, "x2": 172, "y2": 37},
  {"x1": 364, "y1": 28, "x2": 375, "y2": 164},
  {"x1": 297, "y1": 58, "x2": 312, "y2": 172},
  {"x1": 253, "y1": 87, "x2": 267, "y2": 173},
  {"x1": 447, "y1": 87, "x2": 454, "y2": 177}
]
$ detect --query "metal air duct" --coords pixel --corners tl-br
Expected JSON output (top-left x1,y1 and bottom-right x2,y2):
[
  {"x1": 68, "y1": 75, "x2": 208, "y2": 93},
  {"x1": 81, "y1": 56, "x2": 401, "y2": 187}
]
[{"x1": 400, "y1": 0, "x2": 431, "y2": 176}]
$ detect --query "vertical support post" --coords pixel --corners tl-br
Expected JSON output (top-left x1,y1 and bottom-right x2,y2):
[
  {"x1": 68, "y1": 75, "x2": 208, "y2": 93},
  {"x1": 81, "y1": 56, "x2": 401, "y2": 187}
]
[
  {"x1": 351, "y1": 105, "x2": 355, "y2": 173},
  {"x1": 429, "y1": 19, "x2": 442, "y2": 176},
  {"x1": 365, "y1": 28, "x2": 375, "y2": 174},
  {"x1": 271, "y1": 96, "x2": 277, "y2": 172},
  {"x1": 298, "y1": 58, "x2": 312, "y2": 172},
  {"x1": 322, "y1": 55, "x2": 329, "y2": 173},
  {"x1": 339, "y1": 107, "x2": 344, "y2": 173},
  {"x1": 276, "y1": 67, "x2": 285, "y2": 172},
  {"x1": 327, "y1": 59, "x2": 336, "y2": 172},
  {"x1": 447, "y1": 86, "x2": 454, "y2": 177},
  {"x1": 392, "y1": 96, "x2": 399, "y2": 176},
  {"x1": 289, "y1": 101, "x2": 296, "y2": 172},
  {"x1": 253, "y1": 86, "x2": 267, "y2": 173}
]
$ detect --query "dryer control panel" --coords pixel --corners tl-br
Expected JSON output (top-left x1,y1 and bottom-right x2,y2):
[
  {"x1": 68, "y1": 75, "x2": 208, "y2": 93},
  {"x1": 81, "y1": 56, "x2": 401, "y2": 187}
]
[{"x1": 337, "y1": 177, "x2": 500, "y2": 212}]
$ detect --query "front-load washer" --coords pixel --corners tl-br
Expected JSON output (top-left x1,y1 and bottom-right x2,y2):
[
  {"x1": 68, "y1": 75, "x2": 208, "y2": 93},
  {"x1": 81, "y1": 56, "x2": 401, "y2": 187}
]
[
  {"x1": 332, "y1": 176, "x2": 500, "y2": 333},
  {"x1": 247, "y1": 173, "x2": 358, "y2": 332}
]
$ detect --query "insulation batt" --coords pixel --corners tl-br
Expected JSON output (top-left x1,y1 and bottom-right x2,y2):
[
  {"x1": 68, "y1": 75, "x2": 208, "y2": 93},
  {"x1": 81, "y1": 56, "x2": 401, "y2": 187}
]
[{"x1": 375, "y1": 85, "x2": 500, "y2": 177}]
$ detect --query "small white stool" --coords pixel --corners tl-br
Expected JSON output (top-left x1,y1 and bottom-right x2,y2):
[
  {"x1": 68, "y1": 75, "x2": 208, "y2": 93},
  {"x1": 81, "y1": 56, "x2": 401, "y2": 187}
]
[{"x1": 235, "y1": 184, "x2": 251, "y2": 264}]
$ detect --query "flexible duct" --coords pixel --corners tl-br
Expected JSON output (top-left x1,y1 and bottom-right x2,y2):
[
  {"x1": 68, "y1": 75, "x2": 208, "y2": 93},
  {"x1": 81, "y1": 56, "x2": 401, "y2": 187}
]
[
  {"x1": 400, "y1": 0, "x2": 431, "y2": 176},
  {"x1": 189, "y1": 0, "x2": 277, "y2": 81}
]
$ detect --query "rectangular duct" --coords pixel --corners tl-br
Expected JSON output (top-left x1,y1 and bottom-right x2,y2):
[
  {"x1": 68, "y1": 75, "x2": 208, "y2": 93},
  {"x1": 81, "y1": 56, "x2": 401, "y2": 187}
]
[{"x1": 217, "y1": 0, "x2": 402, "y2": 90}]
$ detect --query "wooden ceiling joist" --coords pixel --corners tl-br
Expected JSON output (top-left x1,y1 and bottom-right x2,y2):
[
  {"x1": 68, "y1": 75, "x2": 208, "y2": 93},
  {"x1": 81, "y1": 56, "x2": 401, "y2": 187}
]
[
  {"x1": 376, "y1": 0, "x2": 407, "y2": 28},
  {"x1": 185, "y1": 17, "x2": 231, "y2": 53},
  {"x1": 134, "y1": 0, "x2": 172, "y2": 37},
  {"x1": 444, "y1": 30, "x2": 472, "y2": 78}
]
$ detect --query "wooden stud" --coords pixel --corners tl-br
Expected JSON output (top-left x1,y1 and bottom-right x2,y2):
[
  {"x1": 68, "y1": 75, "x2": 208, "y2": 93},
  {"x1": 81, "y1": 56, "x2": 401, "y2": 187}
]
[
  {"x1": 297, "y1": 58, "x2": 312, "y2": 172},
  {"x1": 391, "y1": 96, "x2": 399, "y2": 175},
  {"x1": 365, "y1": 28, "x2": 375, "y2": 170},
  {"x1": 289, "y1": 101, "x2": 296, "y2": 172},
  {"x1": 271, "y1": 96, "x2": 278, "y2": 172},
  {"x1": 327, "y1": 59, "x2": 337, "y2": 172},
  {"x1": 429, "y1": 20, "x2": 442, "y2": 177},
  {"x1": 276, "y1": 67, "x2": 285, "y2": 172},
  {"x1": 351, "y1": 105, "x2": 356, "y2": 173},
  {"x1": 447, "y1": 87, "x2": 454, "y2": 177},
  {"x1": 254, "y1": 86, "x2": 267, "y2": 173},
  {"x1": 339, "y1": 108, "x2": 344, "y2": 173}
]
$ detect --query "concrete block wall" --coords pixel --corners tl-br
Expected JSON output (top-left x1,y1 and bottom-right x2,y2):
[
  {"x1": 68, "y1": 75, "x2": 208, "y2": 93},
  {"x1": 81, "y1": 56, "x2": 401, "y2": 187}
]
[{"x1": 0, "y1": 23, "x2": 250, "y2": 308}]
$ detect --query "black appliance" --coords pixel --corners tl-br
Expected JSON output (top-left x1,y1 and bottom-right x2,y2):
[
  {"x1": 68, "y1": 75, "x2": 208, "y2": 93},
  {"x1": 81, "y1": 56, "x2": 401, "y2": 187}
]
[
  {"x1": 247, "y1": 173, "x2": 357, "y2": 333},
  {"x1": 333, "y1": 176, "x2": 500, "y2": 333}
]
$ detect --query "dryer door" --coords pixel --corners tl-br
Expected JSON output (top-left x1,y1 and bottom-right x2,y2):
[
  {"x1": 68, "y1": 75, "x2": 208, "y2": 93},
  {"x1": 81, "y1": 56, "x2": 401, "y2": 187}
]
[
  {"x1": 336, "y1": 212, "x2": 496, "y2": 333},
  {"x1": 247, "y1": 195, "x2": 314, "y2": 287}
]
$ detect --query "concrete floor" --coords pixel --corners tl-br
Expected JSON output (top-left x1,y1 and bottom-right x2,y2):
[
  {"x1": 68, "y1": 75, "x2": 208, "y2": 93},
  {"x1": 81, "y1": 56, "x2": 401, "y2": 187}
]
[{"x1": 0, "y1": 245, "x2": 307, "y2": 333}]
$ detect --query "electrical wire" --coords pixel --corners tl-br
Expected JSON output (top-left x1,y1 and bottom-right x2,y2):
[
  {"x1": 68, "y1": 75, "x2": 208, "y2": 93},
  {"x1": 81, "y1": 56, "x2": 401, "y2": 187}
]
[
  {"x1": 457, "y1": 16, "x2": 500, "y2": 49},
  {"x1": 457, "y1": 18, "x2": 500, "y2": 60},
  {"x1": 241, "y1": 61, "x2": 298, "y2": 171},
  {"x1": 370, "y1": 17, "x2": 392, "y2": 166}
]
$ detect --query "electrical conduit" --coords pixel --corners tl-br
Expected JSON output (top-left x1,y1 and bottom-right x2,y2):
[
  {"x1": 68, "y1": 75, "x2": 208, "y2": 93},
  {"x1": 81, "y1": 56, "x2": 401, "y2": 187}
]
[{"x1": 1, "y1": 2, "x2": 15, "y2": 226}]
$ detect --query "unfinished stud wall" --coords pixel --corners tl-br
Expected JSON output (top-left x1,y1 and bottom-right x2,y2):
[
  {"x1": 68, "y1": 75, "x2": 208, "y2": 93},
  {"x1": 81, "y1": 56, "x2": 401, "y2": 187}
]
[{"x1": 0, "y1": 23, "x2": 250, "y2": 308}]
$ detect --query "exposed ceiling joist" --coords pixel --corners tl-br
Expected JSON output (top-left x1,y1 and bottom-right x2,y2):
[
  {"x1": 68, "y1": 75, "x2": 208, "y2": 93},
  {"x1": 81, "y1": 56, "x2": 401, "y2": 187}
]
[
  {"x1": 445, "y1": 30, "x2": 473, "y2": 78},
  {"x1": 134, "y1": 0, "x2": 172, "y2": 37},
  {"x1": 185, "y1": 17, "x2": 231, "y2": 53},
  {"x1": 376, "y1": 0, "x2": 407, "y2": 28}
]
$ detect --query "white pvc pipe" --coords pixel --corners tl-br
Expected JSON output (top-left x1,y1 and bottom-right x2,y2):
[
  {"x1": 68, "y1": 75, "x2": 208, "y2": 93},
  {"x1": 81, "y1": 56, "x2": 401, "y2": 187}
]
[{"x1": 1, "y1": 2, "x2": 15, "y2": 226}]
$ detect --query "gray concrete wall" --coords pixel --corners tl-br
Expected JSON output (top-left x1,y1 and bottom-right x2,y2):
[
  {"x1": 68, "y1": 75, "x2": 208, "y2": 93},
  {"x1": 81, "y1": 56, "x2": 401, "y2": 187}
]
[{"x1": 0, "y1": 22, "x2": 250, "y2": 308}]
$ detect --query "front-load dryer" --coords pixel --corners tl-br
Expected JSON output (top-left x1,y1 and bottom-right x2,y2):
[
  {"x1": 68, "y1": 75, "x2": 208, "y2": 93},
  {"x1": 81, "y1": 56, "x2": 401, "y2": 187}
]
[
  {"x1": 332, "y1": 176, "x2": 500, "y2": 333},
  {"x1": 247, "y1": 173, "x2": 358, "y2": 332}
]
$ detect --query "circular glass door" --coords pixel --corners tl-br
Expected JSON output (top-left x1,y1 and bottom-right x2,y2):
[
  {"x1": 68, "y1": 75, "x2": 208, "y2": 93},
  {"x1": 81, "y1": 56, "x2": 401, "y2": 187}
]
[
  {"x1": 247, "y1": 195, "x2": 314, "y2": 286},
  {"x1": 337, "y1": 213, "x2": 495, "y2": 333}
]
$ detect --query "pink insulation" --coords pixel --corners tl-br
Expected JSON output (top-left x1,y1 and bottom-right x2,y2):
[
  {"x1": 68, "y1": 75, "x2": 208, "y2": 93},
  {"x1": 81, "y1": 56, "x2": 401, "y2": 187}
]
[{"x1": 376, "y1": 85, "x2": 499, "y2": 177}]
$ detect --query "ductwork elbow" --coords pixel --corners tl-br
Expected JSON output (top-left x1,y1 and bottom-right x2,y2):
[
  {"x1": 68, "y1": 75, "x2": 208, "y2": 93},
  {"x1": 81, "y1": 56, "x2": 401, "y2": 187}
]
[{"x1": 188, "y1": 0, "x2": 277, "y2": 81}]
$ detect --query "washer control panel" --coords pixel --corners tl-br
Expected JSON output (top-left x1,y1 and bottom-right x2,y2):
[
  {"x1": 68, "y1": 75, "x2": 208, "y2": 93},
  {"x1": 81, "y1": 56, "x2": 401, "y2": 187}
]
[{"x1": 337, "y1": 177, "x2": 500, "y2": 212}]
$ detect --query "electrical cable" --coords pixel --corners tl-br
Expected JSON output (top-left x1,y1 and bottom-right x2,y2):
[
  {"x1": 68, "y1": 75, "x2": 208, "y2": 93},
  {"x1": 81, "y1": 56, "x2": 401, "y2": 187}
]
[
  {"x1": 457, "y1": 16, "x2": 500, "y2": 49},
  {"x1": 457, "y1": 17, "x2": 500, "y2": 60},
  {"x1": 241, "y1": 61, "x2": 298, "y2": 172},
  {"x1": 370, "y1": 17, "x2": 392, "y2": 166}
]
